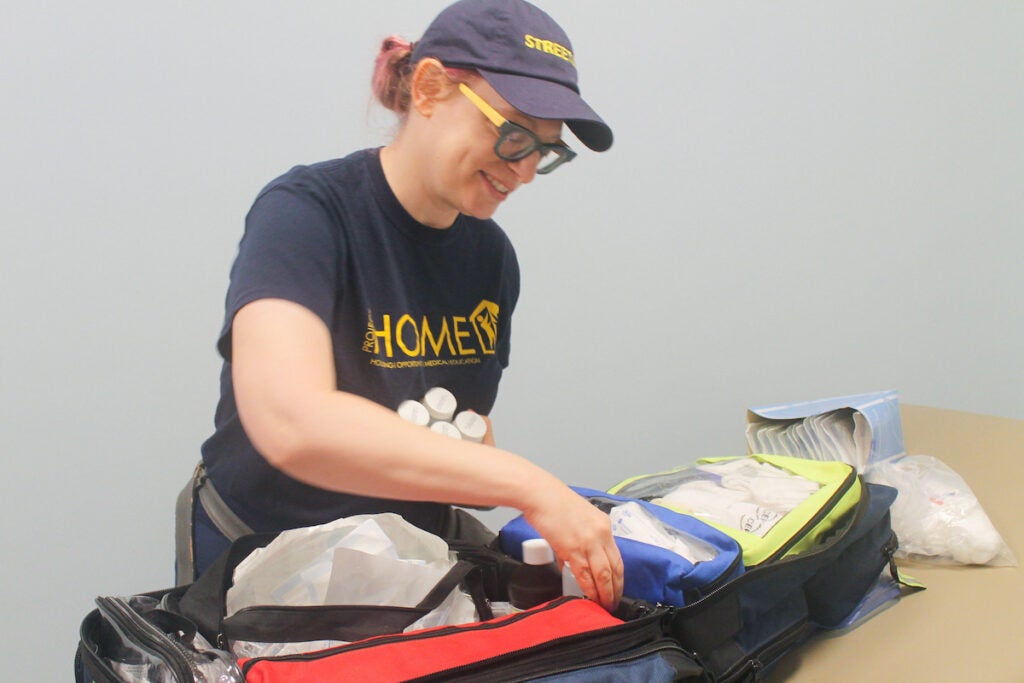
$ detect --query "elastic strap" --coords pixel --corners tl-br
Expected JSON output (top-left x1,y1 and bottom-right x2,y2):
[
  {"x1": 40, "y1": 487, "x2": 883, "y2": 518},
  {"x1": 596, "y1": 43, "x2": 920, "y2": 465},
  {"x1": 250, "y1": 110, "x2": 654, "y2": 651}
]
[
  {"x1": 174, "y1": 464, "x2": 200, "y2": 586},
  {"x1": 174, "y1": 462, "x2": 254, "y2": 586},
  {"x1": 196, "y1": 465, "x2": 255, "y2": 540}
]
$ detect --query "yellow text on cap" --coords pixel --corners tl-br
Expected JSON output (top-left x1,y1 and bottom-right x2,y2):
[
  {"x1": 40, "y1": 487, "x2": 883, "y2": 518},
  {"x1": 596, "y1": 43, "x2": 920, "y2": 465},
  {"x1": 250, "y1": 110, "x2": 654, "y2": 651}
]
[{"x1": 523, "y1": 34, "x2": 575, "y2": 66}]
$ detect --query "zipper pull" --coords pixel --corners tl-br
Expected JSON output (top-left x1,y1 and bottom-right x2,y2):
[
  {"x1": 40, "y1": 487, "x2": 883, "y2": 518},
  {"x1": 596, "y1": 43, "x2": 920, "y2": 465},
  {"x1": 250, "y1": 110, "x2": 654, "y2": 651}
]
[
  {"x1": 883, "y1": 533, "x2": 900, "y2": 580},
  {"x1": 750, "y1": 657, "x2": 765, "y2": 681}
]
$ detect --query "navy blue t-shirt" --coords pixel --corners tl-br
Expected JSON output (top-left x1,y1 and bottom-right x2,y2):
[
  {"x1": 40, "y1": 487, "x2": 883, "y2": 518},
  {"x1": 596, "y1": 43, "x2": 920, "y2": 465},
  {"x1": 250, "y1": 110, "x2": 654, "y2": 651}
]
[{"x1": 200, "y1": 148, "x2": 520, "y2": 534}]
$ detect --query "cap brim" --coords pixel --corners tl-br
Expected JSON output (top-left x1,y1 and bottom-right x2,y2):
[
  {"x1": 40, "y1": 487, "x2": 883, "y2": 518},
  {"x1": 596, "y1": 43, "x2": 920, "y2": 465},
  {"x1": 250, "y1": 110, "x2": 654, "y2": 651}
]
[{"x1": 478, "y1": 69, "x2": 613, "y2": 152}]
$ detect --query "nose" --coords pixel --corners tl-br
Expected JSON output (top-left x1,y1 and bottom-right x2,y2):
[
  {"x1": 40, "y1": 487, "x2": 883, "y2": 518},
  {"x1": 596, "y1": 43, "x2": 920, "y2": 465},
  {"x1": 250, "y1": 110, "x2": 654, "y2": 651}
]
[{"x1": 508, "y1": 153, "x2": 541, "y2": 185}]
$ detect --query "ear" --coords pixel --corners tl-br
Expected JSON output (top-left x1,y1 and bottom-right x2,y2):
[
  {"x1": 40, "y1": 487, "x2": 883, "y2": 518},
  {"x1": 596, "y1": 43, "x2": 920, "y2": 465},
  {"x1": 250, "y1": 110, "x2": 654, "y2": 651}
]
[{"x1": 410, "y1": 58, "x2": 457, "y2": 117}]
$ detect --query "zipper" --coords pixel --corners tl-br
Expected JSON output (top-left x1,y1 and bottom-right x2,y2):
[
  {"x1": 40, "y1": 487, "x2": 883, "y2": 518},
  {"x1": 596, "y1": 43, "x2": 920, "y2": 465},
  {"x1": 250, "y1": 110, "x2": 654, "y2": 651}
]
[
  {"x1": 613, "y1": 460, "x2": 860, "y2": 566},
  {"x1": 222, "y1": 601, "x2": 427, "y2": 646},
  {"x1": 239, "y1": 596, "x2": 578, "y2": 674},
  {"x1": 440, "y1": 638, "x2": 696, "y2": 683},
  {"x1": 759, "y1": 465, "x2": 859, "y2": 564},
  {"x1": 689, "y1": 548, "x2": 743, "y2": 600},
  {"x1": 409, "y1": 611, "x2": 673, "y2": 682},
  {"x1": 583, "y1": 491, "x2": 741, "y2": 601},
  {"x1": 667, "y1": 485, "x2": 878, "y2": 679},
  {"x1": 717, "y1": 617, "x2": 810, "y2": 683},
  {"x1": 882, "y1": 531, "x2": 900, "y2": 581},
  {"x1": 568, "y1": 638, "x2": 700, "y2": 675},
  {"x1": 95, "y1": 596, "x2": 196, "y2": 682},
  {"x1": 678, "y1": 484, "x2": 874, "y2": 612}
]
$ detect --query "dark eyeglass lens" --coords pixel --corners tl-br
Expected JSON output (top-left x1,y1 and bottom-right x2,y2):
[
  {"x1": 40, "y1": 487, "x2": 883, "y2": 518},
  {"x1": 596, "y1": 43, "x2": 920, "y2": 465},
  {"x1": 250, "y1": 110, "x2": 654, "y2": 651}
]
[
  {"x1": 497, "y1": 129, "x2": 536, "y2": 159},
  {"x1": 494, "y1": 123, "x2": 572, "y2": 173},
  {"x1": 536, "y1": 150, "x2": 567, "y2": 173}
]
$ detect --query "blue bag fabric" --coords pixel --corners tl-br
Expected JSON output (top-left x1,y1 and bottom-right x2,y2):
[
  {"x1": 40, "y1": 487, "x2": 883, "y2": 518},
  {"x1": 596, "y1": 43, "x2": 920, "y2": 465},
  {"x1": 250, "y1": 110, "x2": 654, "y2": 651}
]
[
  {"x1": 528, "y1": 639, "x2": 700, "y2": 682},
  {"x1": 499, "y1": 487, "x2": 744, "y2": 606},
  {"x1": 670, "y1": 482, "x2": 913, "y2": 681}
]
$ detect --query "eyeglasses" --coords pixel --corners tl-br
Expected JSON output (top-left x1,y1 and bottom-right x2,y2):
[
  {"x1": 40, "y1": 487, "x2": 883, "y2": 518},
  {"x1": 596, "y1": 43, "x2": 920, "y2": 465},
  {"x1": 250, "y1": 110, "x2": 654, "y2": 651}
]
[{"x1": 458, "y1": 83, "x2": 577, "y2": 175}]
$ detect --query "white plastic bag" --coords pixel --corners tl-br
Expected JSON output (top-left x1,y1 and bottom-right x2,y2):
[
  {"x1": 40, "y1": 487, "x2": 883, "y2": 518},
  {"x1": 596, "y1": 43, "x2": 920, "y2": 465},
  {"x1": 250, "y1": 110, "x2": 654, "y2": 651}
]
[
  {"x1": 226, "y1": 513, "x2": 478, "y2": 657},
  {"x1": 608, "y1": 502, "x2": 717, "y2": 564},
  {"x1": 653, "y1": 458, "x2": 821, "y2": 538},
  {"x1": 865, "y1": 455, "x2": 1016, "y2": 566}
]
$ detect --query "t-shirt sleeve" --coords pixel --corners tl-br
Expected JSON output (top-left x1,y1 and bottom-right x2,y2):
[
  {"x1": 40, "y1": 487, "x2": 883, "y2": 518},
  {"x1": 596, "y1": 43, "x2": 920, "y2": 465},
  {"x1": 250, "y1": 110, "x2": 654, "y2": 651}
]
[{"x1": 216, "y1": 180, "x2": 340, "y2": 361}]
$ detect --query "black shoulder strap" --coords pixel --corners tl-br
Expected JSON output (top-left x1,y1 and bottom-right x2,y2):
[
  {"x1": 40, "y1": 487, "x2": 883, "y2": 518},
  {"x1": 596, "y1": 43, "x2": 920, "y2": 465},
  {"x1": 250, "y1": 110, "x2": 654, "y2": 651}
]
[{"x1": 221, "y1": 560, "x2": 487, "y2": 644}]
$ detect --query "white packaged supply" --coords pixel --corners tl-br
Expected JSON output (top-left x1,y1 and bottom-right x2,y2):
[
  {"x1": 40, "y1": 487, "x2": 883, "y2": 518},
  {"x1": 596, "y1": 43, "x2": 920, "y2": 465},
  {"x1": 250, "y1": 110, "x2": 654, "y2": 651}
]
[
  {"x1": 609, "y1": 501, "x2": 717, "y2": 563},
  {"x1": 653, "y1": 459, "x2": 821, "y2": 538},
  {"x1": 865, "y1": 454, "x2": 1016, "y2": 566}
]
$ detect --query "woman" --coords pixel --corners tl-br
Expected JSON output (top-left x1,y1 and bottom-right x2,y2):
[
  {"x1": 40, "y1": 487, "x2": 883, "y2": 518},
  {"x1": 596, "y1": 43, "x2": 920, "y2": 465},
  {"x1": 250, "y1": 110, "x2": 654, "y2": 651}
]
[{"x1": 177, "y1": 0, "x2": 623, "y2": 610}]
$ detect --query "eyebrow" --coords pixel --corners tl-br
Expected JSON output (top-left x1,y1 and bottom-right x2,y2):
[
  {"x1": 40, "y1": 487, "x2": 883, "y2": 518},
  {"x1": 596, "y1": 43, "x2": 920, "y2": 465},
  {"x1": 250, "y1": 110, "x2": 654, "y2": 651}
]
[
  {"x1": 506, "y1": 110, "x2": 563, "y2": 145},
  {"x1": 489, "y1": 95, "x2": 562, "y2": 144},
  {"x1": 461, "y1": 82, "x2": 563, "y2": 145}
]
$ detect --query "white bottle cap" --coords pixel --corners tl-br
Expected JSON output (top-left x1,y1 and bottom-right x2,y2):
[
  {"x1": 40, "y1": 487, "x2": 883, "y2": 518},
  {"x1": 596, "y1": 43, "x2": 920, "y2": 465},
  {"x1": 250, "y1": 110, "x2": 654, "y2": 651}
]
[
  {"x1": 453, "y1": 411, "x2": 487, "y2": 443},
  {"x1": 521, "y1": 538, "x2": 555, "y2": 566},
  {"x1": 429, "y1": 420, "x2": 463, "y2": 439},
  {"x1": 422, "y1": 387, "x2": 457, "y2": 422},
  {"x1": 397, "y1": 400, "x2": 430, "y2": 427}
]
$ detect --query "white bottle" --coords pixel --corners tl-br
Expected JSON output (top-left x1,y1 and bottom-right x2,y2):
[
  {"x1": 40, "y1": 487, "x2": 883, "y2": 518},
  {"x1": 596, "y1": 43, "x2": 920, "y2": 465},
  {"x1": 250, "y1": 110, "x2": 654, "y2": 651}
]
[
  {"x1": 422, "y1": 387, "x2": 457, "y2": 423},
  {"x1": 453, "y1": 410, "x2": 487, "y2": 443},
  {"x1": 397, "y1": 399, "x2": 431, "y2": 427},
  {"x1": 507, "y1": 539, "x2": 563, "y2": 610},
  {"x1": 429, "y1": 420, "x2": 463, "y2": 439}
]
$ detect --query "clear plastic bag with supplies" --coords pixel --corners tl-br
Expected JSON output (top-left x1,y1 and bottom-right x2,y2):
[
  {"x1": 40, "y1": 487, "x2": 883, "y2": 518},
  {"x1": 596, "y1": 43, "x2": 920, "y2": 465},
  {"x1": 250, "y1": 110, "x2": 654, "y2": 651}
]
[
  {"x1": 89, "y1": 594, "x2": 242, "y2": 683},
  {"x1": 865, "y1": 454, "x2": 1016, "y2": 566}
]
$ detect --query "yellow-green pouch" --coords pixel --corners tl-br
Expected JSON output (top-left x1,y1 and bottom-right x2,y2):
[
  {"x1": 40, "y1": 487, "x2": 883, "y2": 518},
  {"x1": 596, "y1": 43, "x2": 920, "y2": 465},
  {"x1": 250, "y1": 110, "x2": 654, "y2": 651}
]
[{"x1": 608, "y1": 454, "x2": 861, "y2": 567}]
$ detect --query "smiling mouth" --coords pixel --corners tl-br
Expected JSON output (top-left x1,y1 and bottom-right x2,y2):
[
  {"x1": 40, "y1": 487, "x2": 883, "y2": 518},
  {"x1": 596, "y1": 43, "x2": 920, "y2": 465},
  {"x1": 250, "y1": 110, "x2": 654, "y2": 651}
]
[{"x1": 483, "y1": 172, "x2": 512, "y2": 195}]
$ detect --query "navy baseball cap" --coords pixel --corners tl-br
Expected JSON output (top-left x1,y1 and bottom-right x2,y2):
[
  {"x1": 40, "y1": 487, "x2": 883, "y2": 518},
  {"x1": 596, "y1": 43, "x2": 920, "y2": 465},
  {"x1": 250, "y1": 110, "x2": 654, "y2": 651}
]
[{"x1": 411, "y1": 0, "x2": 612, "y2": 152}]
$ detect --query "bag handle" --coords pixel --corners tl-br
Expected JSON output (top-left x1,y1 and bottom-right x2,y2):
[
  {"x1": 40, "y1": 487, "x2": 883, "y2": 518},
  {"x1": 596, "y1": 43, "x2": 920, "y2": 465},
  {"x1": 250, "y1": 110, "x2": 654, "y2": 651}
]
[
  {"x1": 176, "y1": 532, "x2": 278, "y2": 643},
  {"x1": 220, "y1": 560, "x2": 487, "y2": 644},
  {"x1": 178, "y1": 533, "x2": 502, "y2": 645}
]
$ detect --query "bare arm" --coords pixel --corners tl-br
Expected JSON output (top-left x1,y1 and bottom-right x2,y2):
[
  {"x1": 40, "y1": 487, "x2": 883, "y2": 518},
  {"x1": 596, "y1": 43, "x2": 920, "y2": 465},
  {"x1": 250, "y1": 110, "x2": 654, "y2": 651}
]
[{"x1": 232, "y1": 298, "x2": 623, "y2": 609}]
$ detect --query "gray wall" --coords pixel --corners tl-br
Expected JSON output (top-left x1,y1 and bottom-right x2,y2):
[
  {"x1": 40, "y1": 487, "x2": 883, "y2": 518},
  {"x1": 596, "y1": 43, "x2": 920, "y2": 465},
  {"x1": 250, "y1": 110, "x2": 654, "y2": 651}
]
[{"x1": 3, "y1": 2, "x2": 1021, "y2": 678}]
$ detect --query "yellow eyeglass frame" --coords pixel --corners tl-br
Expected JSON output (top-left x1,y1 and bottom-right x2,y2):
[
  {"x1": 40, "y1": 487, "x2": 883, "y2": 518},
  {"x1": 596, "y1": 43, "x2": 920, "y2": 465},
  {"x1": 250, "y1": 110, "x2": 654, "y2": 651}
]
[{"x1": 458, "y1": 83, "x2": 576, "y2": 174}]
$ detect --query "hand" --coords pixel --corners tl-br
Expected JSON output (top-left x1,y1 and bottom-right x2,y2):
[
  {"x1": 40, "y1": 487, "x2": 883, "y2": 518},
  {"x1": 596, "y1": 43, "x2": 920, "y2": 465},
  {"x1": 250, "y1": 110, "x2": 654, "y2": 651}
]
[{"x1": 522, "y1": 485, "x2": 623, "y2": 611}]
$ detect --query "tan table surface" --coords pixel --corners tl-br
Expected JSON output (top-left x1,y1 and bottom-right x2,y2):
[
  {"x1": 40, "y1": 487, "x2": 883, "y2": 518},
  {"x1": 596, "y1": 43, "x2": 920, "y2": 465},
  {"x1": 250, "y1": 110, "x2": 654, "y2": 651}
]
[{"x1": 766, "y1": 404, "x2": 1024, "y2": 682}]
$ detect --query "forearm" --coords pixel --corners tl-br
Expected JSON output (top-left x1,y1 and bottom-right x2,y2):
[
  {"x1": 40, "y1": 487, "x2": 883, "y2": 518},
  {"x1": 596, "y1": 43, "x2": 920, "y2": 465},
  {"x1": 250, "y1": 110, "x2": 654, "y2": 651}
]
[
  {"x1": 244, "y1": 386, "x2": 561, "y2": 512},
  {"x1": 239, "y1": 364, "x2": 621, "y2": 609},
  {"x1": 229, "y1": 299, "x2": 620, "y2": 608}
]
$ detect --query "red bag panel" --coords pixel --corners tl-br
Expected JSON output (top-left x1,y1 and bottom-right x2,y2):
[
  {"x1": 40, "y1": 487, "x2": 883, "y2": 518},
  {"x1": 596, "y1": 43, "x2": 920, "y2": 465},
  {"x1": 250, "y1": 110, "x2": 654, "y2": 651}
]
[{"x1": 242, "y1": 598, "x2": 622, "y2": 683}]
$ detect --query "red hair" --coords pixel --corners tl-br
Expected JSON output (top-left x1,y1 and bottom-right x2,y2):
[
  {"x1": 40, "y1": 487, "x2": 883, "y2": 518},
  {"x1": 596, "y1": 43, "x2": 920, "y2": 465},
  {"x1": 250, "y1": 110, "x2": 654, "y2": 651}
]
[
  {"x1": 371, "y1": 35, "x2": 414, "y2": 114},
  {"x1": 371, "y1": 35, "x2": 477, "y2": 117}
]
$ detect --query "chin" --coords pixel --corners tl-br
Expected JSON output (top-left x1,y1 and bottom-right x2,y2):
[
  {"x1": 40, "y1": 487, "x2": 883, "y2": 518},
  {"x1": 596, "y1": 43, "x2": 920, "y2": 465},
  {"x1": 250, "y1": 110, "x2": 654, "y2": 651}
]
[{"x1": 461, "y1": 201, "x2": 501, "y2": 221}]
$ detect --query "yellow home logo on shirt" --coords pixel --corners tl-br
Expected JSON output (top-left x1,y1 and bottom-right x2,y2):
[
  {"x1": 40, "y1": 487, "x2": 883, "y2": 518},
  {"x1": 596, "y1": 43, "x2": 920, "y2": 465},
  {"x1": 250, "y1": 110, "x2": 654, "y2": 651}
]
[{"x1": 362, "y1": 300, "x2": 500, "y2": 363}]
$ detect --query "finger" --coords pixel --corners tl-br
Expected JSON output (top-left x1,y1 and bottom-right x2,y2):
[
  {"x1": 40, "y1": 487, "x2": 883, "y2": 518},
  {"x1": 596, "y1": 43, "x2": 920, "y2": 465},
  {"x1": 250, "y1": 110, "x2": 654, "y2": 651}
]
[
  {"x1": 570, "y1": 554, "x2": 617, "y2": 611},
  {"x1": 563, "y1": 557, "x2": 594, "y2": 602},
  {"x1": 589, "y1": 556, "x2": 618, "y2": 611},
  {"x1": 574, "y1": 563, "x2": 600, "y2": 605},
  {"x1": 587, "y1": 542, "x2": 623, "y2": 611},
  {"x1": 606, "y1": 541, "x2": 624, "y2": 607}
]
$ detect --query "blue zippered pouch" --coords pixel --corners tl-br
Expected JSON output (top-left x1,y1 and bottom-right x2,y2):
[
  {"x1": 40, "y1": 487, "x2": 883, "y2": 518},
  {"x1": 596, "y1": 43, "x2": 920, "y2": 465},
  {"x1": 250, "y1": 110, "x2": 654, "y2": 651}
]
[{"x1": 499, "y1": 487, "x2": 744, "y2": 606}]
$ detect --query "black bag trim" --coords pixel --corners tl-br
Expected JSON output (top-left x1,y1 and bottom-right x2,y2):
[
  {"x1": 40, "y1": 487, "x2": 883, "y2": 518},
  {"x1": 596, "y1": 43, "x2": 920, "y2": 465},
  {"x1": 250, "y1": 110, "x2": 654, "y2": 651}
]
[{"x1": 221, "y1": 560, "x2": 484, "y2": 644}]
